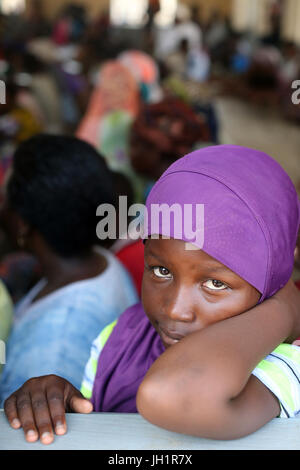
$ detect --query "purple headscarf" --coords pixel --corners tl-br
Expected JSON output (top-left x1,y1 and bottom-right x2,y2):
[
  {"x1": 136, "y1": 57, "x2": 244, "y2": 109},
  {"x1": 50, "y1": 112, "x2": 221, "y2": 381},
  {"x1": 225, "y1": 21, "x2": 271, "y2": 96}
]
[{"x1": 144, "y1": 145, "x2": 300, "y2": 301}]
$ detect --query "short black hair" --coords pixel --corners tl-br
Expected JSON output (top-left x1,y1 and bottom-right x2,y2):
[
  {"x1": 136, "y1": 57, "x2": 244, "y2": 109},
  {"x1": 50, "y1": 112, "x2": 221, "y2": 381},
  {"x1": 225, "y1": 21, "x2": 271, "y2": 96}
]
[{"x1": 7, "y1": 134, "x2": 116, "y2": 257}]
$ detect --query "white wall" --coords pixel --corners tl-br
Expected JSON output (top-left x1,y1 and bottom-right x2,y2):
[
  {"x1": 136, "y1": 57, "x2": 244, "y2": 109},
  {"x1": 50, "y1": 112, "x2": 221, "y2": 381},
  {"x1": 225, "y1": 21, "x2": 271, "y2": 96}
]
[
  {"x1": 231, "y1": 0, "x2": 271, "y2": 36},
  {"x1": 281, "y1": 0, "x2": 300, "y2": 44}
]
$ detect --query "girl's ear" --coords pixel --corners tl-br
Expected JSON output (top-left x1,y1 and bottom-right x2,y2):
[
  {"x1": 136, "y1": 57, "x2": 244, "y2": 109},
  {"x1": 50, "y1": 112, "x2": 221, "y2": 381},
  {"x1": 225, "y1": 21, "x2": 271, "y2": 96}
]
[
  {"x1": 16, "y1": 217, "x2": 32, "y2": 249},
  {"x1": 1, "y1": 207, "x2": 32, "y2": 250}
]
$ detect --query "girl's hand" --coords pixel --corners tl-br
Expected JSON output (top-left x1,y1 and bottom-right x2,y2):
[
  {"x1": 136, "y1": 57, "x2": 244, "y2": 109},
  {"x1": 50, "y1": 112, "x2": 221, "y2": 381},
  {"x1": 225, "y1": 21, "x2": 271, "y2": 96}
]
[{"x1": 4, "y1": 374, "x2": 93, "y2": 445}]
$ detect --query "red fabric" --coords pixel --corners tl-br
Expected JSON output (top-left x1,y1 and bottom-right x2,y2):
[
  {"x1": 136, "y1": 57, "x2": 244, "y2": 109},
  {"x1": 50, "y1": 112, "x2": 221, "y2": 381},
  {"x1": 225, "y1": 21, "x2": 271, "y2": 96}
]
[{"x1": 115, "y1": 241, "x2": 144, "y2": 297}]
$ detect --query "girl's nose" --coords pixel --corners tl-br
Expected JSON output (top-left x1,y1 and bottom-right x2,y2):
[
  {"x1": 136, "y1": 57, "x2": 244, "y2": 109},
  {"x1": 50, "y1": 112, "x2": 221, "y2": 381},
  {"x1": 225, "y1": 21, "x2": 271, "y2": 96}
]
[{"x1": 164, "y1": 287, "x2": 196, "y2": 323}]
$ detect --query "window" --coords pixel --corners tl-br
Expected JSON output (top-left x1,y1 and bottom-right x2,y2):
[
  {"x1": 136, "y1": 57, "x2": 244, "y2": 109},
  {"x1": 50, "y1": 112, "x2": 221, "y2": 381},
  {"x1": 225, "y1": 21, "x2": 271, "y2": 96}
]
[
  {"x1": 110, "y1": 0, "x2": 149, "y2": 27},
  {"x1": 154, "y1": 0, "x2": 178, "y2": 27},
  {"x1": 109, "y1": 0, "x2": 178, "y2": 28},
  {"x1": 0, "y1": 0, "x2": 26, "y2": 14}
]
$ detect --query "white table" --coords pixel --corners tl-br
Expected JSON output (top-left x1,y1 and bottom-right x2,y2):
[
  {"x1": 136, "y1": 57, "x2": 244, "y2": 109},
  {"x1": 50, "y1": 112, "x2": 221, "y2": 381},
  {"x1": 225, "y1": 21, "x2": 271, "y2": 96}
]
[{"x1": 0, "y1": 410, "x2": 299, "y2": 450}]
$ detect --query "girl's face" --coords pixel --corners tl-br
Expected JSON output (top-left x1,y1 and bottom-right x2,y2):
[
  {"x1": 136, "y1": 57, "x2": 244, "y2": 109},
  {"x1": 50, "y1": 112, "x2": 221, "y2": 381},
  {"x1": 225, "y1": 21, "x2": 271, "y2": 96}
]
[{"x1": 142, "y1": 238, "x2": 261, "y2": 349}]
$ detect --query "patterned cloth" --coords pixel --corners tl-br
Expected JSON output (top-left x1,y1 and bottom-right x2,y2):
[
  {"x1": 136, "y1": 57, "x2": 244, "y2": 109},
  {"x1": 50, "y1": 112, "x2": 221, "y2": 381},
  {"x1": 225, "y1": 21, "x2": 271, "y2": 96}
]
[{"x1": 252, "y1": 344, "x2": 300, "y2": 418}]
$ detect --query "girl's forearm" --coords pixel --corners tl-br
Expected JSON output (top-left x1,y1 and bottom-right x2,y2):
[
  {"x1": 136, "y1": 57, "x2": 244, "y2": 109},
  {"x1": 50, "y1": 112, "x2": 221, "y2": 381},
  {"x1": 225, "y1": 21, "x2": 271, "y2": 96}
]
[
  {"x1": 137, "y1": 290, "x2": 298, "y2": 438},
  {"x1": 138, "y1": 370, "x2": 280, "y2": 439}
]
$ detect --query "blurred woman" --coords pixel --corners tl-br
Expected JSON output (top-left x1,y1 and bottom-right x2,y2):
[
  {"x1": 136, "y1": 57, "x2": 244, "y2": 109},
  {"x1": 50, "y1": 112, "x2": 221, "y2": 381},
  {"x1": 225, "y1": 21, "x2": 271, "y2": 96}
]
[
  {"x1": 130, "y1": 97, "x2": 211, "y2": 181},
  {"x1": 0, "y1": 134, "x2": 138, "y2": 404}
]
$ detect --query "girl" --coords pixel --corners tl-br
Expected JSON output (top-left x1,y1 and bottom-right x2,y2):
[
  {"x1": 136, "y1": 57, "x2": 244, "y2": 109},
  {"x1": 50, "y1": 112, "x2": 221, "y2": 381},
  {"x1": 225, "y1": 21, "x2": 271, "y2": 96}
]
[{"x1": 4, "y1": 145, "x2": 300, "y2": 444}]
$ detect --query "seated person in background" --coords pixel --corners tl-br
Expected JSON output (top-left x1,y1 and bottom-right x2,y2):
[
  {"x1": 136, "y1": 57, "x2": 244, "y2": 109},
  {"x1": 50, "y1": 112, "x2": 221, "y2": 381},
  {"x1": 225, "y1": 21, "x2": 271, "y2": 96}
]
[
  {"x1": 130, "y1": 97, "x2": 211, "y2": 182},
  {"x1": 0, "y1": 134, "x2": 138, "y2": 404},
  {"x1": 165, "y1": 38, "x2": 211, "y2": 84},
  {"x1": 0, "y1": 252, "x2": 41, "y2": 305},
  {"x1": 4, "y1": 145, "x2": 300, "y2": 444},
  {"x1": 0, "y1": 81, "x2": 43, "y2": 178}
]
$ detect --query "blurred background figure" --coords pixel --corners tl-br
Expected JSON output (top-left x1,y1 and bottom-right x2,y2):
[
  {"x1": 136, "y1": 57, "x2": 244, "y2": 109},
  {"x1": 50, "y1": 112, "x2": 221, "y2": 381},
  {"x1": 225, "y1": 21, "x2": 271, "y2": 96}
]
[
  {"x1": 153, "y1": 2, "x2": 202, "y2": 59},
  {"x1": 129, "y1": 97, "x2": 211, "y2": 182},
  {"x1": 0, "y1": 134, "x2": 138, "y2": 404}
]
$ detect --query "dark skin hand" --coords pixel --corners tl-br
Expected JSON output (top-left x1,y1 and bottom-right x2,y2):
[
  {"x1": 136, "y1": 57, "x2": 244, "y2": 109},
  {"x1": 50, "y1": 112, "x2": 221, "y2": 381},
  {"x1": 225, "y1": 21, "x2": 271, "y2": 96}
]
[
  {"x1": 4, "y1": 375, "x2": 93, "y2": 444},
  {"x1": 4, "y1": 238, "x2": 300, "y2": 443}
]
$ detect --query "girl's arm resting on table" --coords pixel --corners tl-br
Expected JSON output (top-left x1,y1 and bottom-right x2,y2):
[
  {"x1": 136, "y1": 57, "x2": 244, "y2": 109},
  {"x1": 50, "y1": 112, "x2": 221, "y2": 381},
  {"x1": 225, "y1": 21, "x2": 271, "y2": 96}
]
[{"x1": 136, "y1": 280, "x2": 300, "y2": 440}]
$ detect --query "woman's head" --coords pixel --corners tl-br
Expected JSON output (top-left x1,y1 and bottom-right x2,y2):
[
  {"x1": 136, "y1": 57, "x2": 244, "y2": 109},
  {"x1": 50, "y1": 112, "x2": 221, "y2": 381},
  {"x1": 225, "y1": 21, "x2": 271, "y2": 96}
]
[
  {"x1": 1, "y1": 134, "x2": 116, "y2": 257},
  {"x1": 130, "y1": 98, "x2": 210, "y2": 180},
  {"x1": 142, "y1": 145, "x2": 300, "y2": 347}
]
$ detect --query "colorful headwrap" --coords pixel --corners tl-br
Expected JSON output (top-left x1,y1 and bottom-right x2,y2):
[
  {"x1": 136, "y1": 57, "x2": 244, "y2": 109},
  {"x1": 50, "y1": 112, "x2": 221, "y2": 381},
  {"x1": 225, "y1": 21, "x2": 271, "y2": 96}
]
[
  {"x1": 144, "y1": 145, "x2": 300, "y2": 301},
  {"x1": 76, "y1": 61, "x2": 139, "y2": 147},
  {"x1": 118, "y1": 50, "x2": 159, "y2": 85}
]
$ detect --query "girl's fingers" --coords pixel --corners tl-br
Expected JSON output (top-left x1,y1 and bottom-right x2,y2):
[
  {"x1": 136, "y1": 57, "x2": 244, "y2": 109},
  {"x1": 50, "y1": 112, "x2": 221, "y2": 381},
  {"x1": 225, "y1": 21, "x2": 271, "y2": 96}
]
[
  {"x1": 30, "y1": 391, "x2": 55, "y2": 444},
  {"x1": 68, "y1": 387, "x2": 93, "y2": 414},
  {"x1": 4, "y1": 376, "x2": 90, "y2": 444},
  {"x1": 46, "y1": 387, "x2": 67, "y2": 435},
  {"x1": 4, "y1": 394, "x2": 21, "y2": 429},
  {"x1": 70, "y1": 396, "x2": 93, "y2": 413},
  {"x1": 15, "y1": 391, "x2": 39, "y2": 442}
]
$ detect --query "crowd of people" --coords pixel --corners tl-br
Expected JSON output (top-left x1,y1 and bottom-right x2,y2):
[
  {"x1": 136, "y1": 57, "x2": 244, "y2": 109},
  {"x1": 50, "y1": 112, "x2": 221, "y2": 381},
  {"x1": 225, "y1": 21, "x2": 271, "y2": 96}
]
[{"x1": 0, "y1": 0, "x2": 300, "y2": 445}]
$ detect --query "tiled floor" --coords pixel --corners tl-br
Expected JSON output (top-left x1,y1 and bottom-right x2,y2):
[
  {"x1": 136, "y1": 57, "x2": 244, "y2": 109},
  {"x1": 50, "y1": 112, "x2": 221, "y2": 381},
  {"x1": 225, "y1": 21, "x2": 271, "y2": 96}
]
[{"x1": 215, "y1": 97, "x2": 300, "y2": 188}]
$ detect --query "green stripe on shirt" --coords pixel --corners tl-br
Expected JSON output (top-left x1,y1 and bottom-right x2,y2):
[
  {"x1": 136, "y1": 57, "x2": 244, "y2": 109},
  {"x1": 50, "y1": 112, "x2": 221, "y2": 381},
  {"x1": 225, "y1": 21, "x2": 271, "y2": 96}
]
[{"x1": 80, "y1": 320, "x2": 117, "y2": 399}]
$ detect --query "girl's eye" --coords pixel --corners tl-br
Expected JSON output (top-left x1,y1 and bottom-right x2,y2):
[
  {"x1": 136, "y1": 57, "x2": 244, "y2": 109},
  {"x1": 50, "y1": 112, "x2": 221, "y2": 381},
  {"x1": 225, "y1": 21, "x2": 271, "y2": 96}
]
[
  {"x1": 153, "y1": 267, "x2": 172, "y2": 279},
  {"x1": 203, "y1": 279, "x2": 227, "y2": 291}
]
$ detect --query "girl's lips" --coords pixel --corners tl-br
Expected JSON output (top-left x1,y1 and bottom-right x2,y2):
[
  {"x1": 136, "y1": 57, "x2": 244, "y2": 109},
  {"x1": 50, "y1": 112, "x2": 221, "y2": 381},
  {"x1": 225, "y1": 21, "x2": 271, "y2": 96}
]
[{"x1": 158, "y1": 326, "x2": 184, "y2": 346}]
